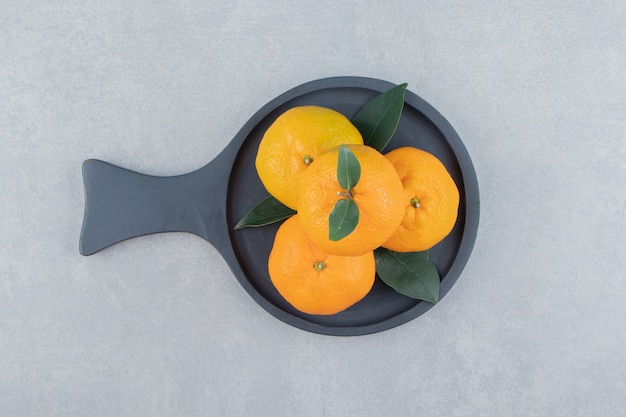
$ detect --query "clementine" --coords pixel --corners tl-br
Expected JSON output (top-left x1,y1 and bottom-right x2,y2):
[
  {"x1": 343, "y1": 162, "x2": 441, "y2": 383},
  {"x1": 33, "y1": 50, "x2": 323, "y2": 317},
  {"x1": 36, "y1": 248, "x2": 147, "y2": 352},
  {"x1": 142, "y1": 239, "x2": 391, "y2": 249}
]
[
  {"x1": 268, "y1": 215, "x2": 375, "y2": 315},
  {"x1": 255, "y1": 106, "x2": 363, "y2": 210},
  {"x1": 297, "y1": 144, "x2": 404, "y2": 256},
  {"x1": 382, "y1": 147, "x2": 460, "y2": 252}
]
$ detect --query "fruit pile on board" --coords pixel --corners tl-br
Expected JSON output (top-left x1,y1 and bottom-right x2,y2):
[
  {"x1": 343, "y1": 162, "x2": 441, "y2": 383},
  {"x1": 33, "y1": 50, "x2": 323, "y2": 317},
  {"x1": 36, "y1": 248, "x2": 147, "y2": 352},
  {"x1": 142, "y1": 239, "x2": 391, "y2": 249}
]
[{"x1": 236, "y1": 85, "x2": 459, "y2": 315}]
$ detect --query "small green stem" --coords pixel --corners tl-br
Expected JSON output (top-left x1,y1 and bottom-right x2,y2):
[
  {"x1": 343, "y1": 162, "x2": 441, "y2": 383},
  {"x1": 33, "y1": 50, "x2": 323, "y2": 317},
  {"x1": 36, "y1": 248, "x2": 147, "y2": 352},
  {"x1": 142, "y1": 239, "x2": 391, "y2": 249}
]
[
  {"x1": 303, "y1": 155, "x2": 314, "y2": 165},
  {"x1": 410, "y1": 197, "x2": 421, "y2": 208},
  {"x1": 313, "y1": 261, "x2": 326, "y2": 271}
]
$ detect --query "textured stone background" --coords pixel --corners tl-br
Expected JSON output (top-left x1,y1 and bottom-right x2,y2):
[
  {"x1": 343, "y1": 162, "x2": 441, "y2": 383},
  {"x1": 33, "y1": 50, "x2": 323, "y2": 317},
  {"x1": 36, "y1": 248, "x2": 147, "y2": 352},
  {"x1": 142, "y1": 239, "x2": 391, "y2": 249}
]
[{"x1": 1, "y1": 1, "x2": 625, "y2": 416}]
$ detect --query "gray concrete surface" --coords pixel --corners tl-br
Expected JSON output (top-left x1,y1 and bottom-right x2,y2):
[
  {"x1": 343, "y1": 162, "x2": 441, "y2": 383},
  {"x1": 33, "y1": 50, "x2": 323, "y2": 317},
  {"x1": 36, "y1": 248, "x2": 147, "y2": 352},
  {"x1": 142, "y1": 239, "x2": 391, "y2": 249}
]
[{"x1": 1, "y1": 1, "x2": 625, "y2": 416}]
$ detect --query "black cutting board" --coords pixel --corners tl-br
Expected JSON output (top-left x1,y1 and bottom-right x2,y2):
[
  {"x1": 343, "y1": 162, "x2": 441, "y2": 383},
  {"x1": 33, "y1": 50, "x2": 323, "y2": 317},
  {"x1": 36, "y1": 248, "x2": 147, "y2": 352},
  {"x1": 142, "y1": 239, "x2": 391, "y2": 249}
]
[{"x1": 80, "y1": 76, "x2": 480, "y2": 336}]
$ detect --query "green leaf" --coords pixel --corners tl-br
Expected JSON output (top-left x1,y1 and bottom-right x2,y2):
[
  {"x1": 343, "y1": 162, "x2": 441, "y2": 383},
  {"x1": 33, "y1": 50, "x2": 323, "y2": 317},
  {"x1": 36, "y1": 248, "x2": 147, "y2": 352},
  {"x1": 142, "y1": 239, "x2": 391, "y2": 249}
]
[
  {"x1": 374, "y1": 248, "x2": 440, "y2": 303},
  {"x1": 336, "y1": 145, "x2": 361, "y2": 190},
  {"x1": 234, "y1": 196, "x2": 295, "y2": 229},
  {"x1": 329, "y1": 198, "x2": 359, "y2": 241},
  {"x1": 352, "y1": 83, "x2": 407, "y2": 152}
]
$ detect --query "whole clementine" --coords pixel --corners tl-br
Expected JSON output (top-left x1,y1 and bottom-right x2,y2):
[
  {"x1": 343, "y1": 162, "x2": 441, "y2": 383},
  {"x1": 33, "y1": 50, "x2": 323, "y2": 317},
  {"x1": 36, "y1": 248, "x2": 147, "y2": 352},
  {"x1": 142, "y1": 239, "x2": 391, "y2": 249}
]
[
  {"x1": 382, "y1": 147, "x2": 460, "y2": 252},
  {"x1": 297, "y1": 144, "x2": 404, "y2": 256},
  {"x1": 255, "y1": 106, "x2": 363, "y2": 210},
  {"x1": 268, "y1": 215, "x2": 375, "y2": 315}
]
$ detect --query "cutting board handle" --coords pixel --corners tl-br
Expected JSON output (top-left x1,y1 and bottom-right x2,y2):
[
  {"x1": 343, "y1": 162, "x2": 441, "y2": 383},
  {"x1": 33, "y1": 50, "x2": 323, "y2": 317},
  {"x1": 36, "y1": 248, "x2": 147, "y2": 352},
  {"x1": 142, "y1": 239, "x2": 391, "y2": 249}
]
[{"x1": 79, "y1": 159, "x2": 223, "y2": 256}]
